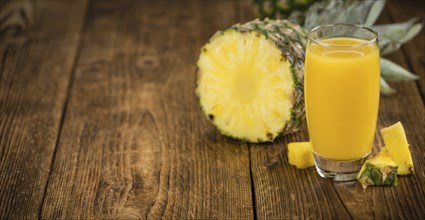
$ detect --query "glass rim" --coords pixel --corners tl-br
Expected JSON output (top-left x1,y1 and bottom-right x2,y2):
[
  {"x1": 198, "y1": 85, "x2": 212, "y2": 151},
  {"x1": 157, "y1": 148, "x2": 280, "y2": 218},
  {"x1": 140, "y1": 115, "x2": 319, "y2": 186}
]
[{"x1": 307, "y1": 23, "x2": 378, "y2": 48}]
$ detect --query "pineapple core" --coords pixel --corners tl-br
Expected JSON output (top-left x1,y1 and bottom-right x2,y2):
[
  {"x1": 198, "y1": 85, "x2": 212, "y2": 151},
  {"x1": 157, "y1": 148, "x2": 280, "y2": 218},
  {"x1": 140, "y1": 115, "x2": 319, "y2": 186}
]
[
  {"x1": 232, "y1": 73, "x2": 259, "y2": 102},
  {"x1": 197, "y1": 29, "x2": 294, "y2": 142},
  {"x1": 380, "y1": 122, "x2": 414, "y2": 175}
]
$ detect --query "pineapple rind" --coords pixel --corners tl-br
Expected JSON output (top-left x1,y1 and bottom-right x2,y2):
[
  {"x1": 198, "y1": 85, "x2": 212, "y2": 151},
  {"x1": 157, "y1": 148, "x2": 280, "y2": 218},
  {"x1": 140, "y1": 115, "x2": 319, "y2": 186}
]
[
  {"x1": 196, "y1": 19, "x2": 306, "y2": 142},
  {"x1": 357, "y1": 148, "x2": 398, "y2": 188},
  {"x1": 253, "y1": 0, "x2": 320, "y2": 20},
  {"x1": 358, "y1": 164, "x2": 397, "y2": 187},
  {"x1": 233, "y1": 19, "x2": 307, "y2": 136}
]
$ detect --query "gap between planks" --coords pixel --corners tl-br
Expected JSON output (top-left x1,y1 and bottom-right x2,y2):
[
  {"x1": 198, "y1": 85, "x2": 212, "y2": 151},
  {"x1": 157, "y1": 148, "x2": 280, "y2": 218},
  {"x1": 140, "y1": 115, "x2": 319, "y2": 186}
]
[
  {"x1": 37, "y1": 1, "x2": 92, "y2": 219},
  {"x1": 247, "y1": 144, "x2": 258, "y2": 220},
  {"x1": 236, "y1": 1, "x2": 258, "y2": 219}
]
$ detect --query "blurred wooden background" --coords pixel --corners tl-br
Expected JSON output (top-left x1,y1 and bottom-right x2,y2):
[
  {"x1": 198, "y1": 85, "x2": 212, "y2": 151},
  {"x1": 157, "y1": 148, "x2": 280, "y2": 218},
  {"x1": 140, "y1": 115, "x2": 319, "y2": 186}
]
[{"x1": 0, "y1": 0, "x2": 424, "y2": 219}]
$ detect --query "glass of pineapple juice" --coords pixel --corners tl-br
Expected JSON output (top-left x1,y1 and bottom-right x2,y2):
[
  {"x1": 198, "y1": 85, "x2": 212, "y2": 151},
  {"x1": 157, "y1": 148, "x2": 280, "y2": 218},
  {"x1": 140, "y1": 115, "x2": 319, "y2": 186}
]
[{"x1": 304, "y1": 24, "x2": 380, "y2": 181}]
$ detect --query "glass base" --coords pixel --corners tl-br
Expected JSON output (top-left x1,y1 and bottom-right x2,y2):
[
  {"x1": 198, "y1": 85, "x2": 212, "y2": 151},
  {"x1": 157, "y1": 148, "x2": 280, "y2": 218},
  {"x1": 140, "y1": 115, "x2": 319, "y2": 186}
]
[{"x1": 313, "y1": 152, "x2": 370, "y2": 181}]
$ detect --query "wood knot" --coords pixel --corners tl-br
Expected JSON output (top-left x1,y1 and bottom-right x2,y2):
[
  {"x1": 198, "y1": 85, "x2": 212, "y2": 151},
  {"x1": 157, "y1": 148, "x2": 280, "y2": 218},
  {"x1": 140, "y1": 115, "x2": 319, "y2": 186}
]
[
  {"x1": 0, "y1": 1, "x2": 34, "y2": 39},
  {"x1": 136, "y1": 55, "x2": 159, "y2": 70}
]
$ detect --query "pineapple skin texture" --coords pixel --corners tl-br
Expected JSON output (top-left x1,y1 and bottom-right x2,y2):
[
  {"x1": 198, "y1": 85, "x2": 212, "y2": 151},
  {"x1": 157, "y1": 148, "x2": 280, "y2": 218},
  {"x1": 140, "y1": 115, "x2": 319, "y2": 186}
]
[
  {"x1": 381, "y1": 122, "x2": 414, "y2": 175},
  {"x1": 196, "y1": 19, "x2": 306, "y2": 143},
  {"x1": 288, "y1": 142, "x2": 314, "y2": 169},
  {"x1": 357, "y1": 148, "x2": 398, "y2": 188},
  {"x1": 253, "y1": 0, "x2": 320, "y2": 19}
]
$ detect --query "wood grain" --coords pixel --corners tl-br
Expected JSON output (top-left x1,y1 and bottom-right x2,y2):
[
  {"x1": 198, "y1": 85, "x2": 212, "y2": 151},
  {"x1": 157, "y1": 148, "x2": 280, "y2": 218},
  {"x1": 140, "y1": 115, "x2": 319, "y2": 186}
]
[
  {"x1": 240, "y1": 1, "x2": 425, "y2": 219},
  {"x1": 0, "y1": 1, "x2": 87, "y2": 219},
  {"x1": 0, "y1": 0, "x2": 424, "y2": 219},
  {"x1": 239, "y1": 1, "x2": 351, "y2": 219},
  {"x1": 41, "y1": 1, "x2": 254, "y2": 219}
]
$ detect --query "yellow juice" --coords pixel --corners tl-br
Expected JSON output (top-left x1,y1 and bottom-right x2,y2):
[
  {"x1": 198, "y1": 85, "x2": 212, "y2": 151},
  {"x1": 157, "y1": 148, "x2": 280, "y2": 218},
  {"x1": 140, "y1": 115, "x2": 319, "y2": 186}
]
[{"x1": 305, "y1": 37, "x2": 380, "y2": 160}]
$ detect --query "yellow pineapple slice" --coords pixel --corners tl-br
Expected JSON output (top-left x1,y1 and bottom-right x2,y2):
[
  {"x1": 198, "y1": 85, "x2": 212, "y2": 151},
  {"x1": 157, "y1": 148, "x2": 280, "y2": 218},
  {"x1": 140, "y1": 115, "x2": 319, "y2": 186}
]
[
  {"x1": 288, "y1": 142, "x2": 315, "y2": 169},
  {"x1": 380, "y1": 122, "x2": 414, "y2": 175}
]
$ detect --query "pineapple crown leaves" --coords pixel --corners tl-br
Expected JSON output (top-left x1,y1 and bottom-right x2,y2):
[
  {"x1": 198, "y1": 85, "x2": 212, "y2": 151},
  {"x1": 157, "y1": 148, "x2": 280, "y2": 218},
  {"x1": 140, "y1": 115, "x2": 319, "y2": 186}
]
[
  {"x1": 375, "y1": 17, "x2": 423, "y2": 56},
  {"x1": 380, "y1": 58, "x2": 418, "y2": 81},
  {"x1": 303, "y1": 0, "x2": 386, "y2": 29},
  {"x1": 302, "y1": 0, "x2": 422, "y2": 55},
  {"x1": 380, "y1": 77, "x2": 396, "y2": 95},
  {"x1": 301, "y1": 0, "x2": 423, "y2": 95},
  {"x1": 254, "y1": 0, "x2": 422, "y2": 94},
  {"x1": 254, "y1": 0, "x2": 321, "y2": 20}
]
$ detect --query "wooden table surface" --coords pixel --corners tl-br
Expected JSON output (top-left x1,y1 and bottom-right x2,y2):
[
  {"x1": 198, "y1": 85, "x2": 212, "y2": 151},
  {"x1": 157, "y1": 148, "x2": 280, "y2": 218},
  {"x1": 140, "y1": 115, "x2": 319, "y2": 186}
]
[{"x1": 1, "y1": 0, "x2": 424, "y2": 219}]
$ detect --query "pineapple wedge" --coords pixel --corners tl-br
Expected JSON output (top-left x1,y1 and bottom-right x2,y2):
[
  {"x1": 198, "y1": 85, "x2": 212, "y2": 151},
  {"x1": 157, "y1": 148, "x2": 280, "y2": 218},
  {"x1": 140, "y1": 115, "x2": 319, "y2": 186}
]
[
  {"x1": 381, "y1": 122, "x2": 414, "y2": 175},
  {"x1": 357, "y1": 147, "x2": 398, "y2": 188},
  {"x1": 288, "y1": 142, "x2": 315, "y2": 169}
]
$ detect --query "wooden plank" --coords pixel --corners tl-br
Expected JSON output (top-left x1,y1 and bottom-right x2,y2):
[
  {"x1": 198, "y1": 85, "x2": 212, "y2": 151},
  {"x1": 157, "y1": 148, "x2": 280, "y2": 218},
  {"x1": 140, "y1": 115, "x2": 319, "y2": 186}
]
[
  {"x1": 239, "y1": 1, "x2": 425, "y2": 219},
  {"x1": 0, "y1": 1, "x2": 87, "y2": 219},
  {"x1": 41, "y1": 1, "x2": 254, "y2": 219},
  {"x1": 238, "y1": 1, "x2": 351, "y2": 219},
  {"x1": 327, "y1": 5, "x2": 425, "y2": 218},
  {"x1": 387, "y1": 0, "x2": 425, "y2": 102}
]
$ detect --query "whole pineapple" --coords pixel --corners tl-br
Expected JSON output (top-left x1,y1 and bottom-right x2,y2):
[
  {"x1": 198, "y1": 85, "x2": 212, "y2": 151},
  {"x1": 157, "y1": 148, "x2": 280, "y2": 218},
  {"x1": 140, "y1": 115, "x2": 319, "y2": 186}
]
[{"x1": 197, "y1": 19, "x2": 306, "y2": 142}]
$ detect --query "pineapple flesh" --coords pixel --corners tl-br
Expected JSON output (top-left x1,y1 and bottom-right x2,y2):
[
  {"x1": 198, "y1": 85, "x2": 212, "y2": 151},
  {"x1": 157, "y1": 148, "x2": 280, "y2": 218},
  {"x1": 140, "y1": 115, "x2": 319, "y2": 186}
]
[
  {"x1": 196, "y1": 19, "x2": 306, "y2": 142},
  {"x1": 357, "y1": 147, "x2": 398, "y2": 188},
  {"x1": 381, "y1": 122, "x2": 414, "y2": 175},
  {"x1": 288, "y1": 142, "x2": 314, "y2": 169}
]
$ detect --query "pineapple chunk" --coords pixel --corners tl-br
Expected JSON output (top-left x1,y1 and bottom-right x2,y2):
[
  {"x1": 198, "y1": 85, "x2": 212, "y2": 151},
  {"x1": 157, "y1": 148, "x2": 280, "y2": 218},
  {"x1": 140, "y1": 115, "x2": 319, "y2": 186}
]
[
  {"x1": 288, "y1": 142, "x2": 315, "y2": 169},
  {"x1": 357, "y1": 147, "x2": 398, "y2": 188},
  {"x1": 380, "y1": 122, "x2": 414, "y2": 175}
]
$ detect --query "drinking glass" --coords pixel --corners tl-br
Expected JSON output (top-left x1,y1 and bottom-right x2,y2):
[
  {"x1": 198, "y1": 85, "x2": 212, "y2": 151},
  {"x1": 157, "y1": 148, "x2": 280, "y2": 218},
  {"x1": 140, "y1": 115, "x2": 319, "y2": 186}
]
[{"x1": 304, "y1": 24, "x2": 380, "y2": 181}]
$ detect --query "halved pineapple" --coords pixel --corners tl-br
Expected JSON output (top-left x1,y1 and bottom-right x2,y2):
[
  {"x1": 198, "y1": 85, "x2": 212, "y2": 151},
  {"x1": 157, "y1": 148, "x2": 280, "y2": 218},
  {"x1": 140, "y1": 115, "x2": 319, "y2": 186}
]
[
  {"x1": 197, "y1": 30, "x2": 293, "y2": 142},
  {"x1": 357, "y1": 147, "x2": 398, "y2": 188},
  {"x1": 196, "y1": 19, "x2": 306, "y2": 142},
  {"x1": 381, "y1": 122, "x2": 414, "y2": 175}
]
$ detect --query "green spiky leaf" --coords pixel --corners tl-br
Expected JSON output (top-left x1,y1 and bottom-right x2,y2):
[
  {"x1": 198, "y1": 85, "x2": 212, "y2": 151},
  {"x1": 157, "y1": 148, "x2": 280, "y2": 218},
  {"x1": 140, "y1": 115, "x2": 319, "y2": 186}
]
[
  {"x1": 254, "y1": 0, "x2": 321, "y2": 20},
  {"x1": 380, "y1": 58, "x2": 418, "y2": 81},
  {"x1": 364, "y1": 0, "x2": 386, "y2": 26},
  {"x1": 252, "y1": 0, "x2": 422, "y2": 95},
  {"x1": 374, "y1": 18, "x2": 423, "y2": 55},
  {"x1": 380, "y1": 77, "x2": 396, "y2": 95},
  {"x1": 303, "y1": 0, "x2": 379, "y2": 29}
]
